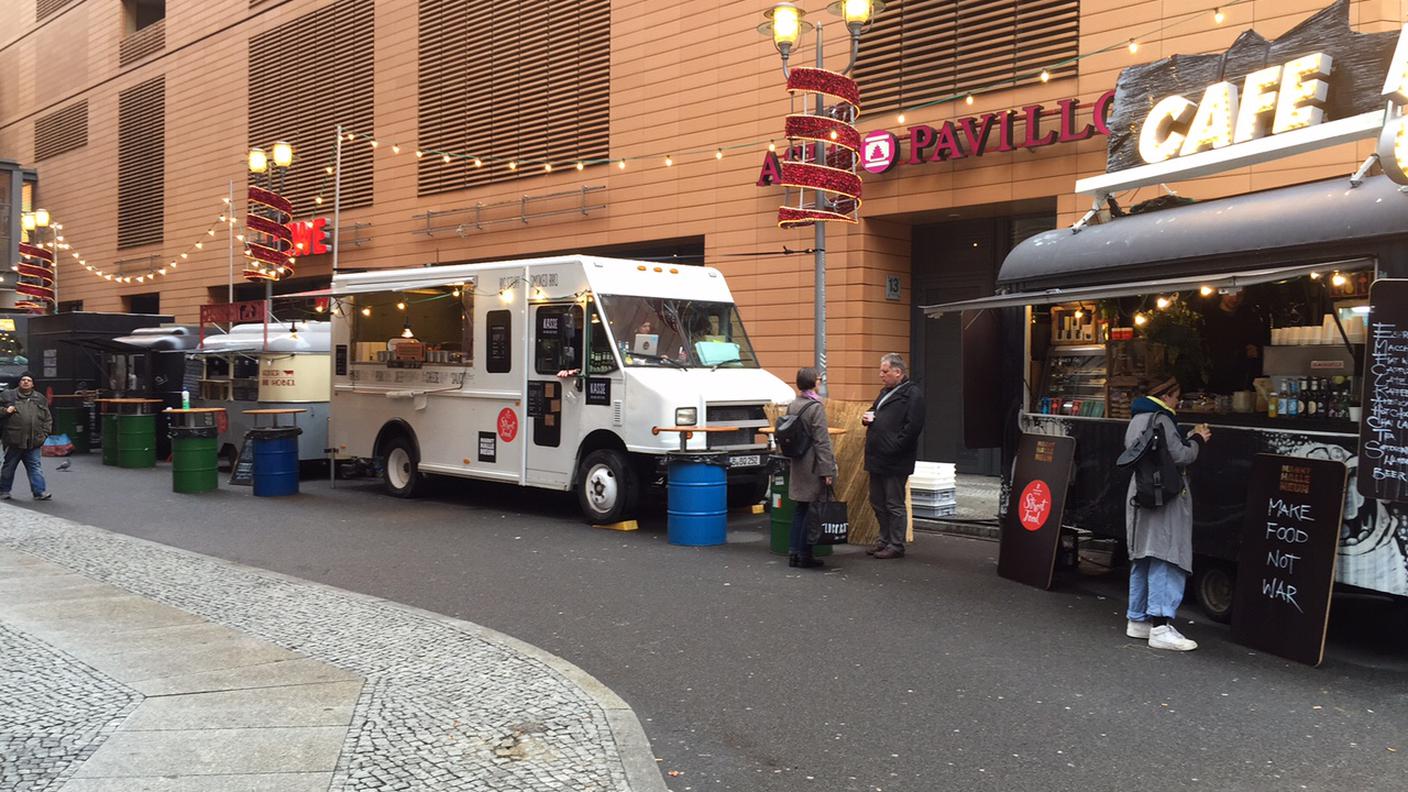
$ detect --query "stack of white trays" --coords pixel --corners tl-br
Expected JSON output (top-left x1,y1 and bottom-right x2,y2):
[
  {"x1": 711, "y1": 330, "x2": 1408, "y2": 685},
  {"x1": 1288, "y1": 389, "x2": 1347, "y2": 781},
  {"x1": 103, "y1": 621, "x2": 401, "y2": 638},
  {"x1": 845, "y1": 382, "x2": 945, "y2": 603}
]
[{"x1": 910, "y1": 461, "x2": 957, "y2": 519}]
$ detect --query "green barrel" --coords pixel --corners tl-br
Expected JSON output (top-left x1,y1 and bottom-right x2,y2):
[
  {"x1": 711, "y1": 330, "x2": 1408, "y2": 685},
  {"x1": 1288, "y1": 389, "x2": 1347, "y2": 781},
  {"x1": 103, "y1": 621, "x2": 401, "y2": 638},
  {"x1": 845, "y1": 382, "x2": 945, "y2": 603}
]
[
  {"x1": 767, "y1": 459, "x2": 831, "y2": 557},
  {"x1": 54, "y1": 405, "x2": 90, "y2": 454},
  {"x1": 116, "y1": 413, "x2": 157, "y2": 469},
  {"x1": 170, "y1": 428, "x2": 218, "y2": 493},
  {"x1": 101, "y1": 413, "x2": 119, "y2": 466}
]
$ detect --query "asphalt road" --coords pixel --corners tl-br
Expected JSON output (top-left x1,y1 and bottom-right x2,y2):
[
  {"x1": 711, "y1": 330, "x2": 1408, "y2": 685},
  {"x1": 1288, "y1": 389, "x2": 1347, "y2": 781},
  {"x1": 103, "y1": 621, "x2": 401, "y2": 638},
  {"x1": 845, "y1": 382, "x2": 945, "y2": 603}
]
[{"x1": 12, "y1": 457, "x2": 1408, "y2": 792}]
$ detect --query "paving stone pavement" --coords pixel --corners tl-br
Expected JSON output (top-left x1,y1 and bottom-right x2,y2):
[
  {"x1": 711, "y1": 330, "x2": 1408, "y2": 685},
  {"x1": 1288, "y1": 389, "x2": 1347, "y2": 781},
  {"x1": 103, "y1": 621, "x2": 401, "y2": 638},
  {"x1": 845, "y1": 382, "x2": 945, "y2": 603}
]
[{"x1": 0, "y1": 503, "x2": 665, "y2": 792}]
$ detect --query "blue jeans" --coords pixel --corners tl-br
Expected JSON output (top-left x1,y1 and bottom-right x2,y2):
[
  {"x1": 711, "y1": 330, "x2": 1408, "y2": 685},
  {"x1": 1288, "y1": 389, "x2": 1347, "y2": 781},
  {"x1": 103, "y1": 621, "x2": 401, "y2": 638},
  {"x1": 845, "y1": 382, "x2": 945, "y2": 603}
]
[
  {"x1": 0, "y1": 446, "x2": 46, "y2": 497},
  {"x1": 790, "y1": 500, "x2": 813, "y2": 556},
  {"x1": 1127, "y1": 556, "x2": 1187, "y2": 621}
]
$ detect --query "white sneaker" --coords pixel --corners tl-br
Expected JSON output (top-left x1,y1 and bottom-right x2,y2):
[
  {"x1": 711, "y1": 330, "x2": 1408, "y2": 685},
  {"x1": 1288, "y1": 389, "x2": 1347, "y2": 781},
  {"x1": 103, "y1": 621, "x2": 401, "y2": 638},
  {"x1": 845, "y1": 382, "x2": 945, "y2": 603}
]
[
  {"x1": 1148, "y1": 624, "x2": 1198, "y2": 651},
  {"x1": 1126, "y1": 620, "x2": 1151, "y2": 639}
]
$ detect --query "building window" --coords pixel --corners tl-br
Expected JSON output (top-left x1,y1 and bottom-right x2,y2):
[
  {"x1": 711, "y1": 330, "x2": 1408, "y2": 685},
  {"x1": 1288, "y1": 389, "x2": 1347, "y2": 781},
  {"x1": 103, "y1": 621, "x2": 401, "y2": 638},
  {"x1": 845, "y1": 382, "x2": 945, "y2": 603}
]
[
  {"x1": 416, "y1": 0, "x2": 610, "y2": 195},
  {"x1": 57, "y1": 300, "x2": 84, "y2": 313},
  {"x1": 123, "y1": 0, "x2": 165, "y2": 32},
  {"x1": 124, "y1": 292, "x2": 160, "y2": 314},
  {"x1": 249, "y1": 0, "x2": 374, "y2": 217},
  {"x1": 36, "y1": 0, "x2": 77, "y2": 22},
  {"x1": 35, "y1": 101, "x2": 88, "y2": 162},
  {"x1": 117, "y1": 76, "x2": 165, "y2": 249},
  {"x1": 853, "y1": 0, "x2": 1081, "y2": 118}
]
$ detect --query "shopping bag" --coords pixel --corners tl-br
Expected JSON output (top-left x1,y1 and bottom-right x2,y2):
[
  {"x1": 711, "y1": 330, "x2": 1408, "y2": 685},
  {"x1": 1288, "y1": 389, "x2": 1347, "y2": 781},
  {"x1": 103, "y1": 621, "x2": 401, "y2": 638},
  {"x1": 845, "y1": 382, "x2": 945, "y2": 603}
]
[{"x1": 806, "y1": 489, "x2": 850, "y2": 545}]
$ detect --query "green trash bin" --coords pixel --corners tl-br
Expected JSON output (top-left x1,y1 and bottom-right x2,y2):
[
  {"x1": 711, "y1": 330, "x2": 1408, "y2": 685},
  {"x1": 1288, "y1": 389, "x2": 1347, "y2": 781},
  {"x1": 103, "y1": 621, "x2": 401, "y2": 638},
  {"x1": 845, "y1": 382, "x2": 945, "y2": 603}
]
[
  {"x1": 53, "y1": 404, "x2": 90, "y2": 454},
  {"x1": 117, "y1": 413, "x2": 157, "y2": 469},
  {"x1": 101, "y1": 413, "x2": 119, "y2": 466},
  {"x1": 169, "y1": 426, "x2": 219, "y2": 493},
  {"x1": 768, "y1": 457, "x2": 831, "y2": 557}
]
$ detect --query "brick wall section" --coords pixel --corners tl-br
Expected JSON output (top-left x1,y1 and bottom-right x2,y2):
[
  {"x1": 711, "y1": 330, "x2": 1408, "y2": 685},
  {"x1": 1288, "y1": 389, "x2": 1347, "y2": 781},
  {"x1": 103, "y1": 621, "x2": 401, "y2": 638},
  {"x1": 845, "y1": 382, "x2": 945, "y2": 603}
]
[{"x1": 0, "y1": 0, "x2": 1402, "y2": 398}]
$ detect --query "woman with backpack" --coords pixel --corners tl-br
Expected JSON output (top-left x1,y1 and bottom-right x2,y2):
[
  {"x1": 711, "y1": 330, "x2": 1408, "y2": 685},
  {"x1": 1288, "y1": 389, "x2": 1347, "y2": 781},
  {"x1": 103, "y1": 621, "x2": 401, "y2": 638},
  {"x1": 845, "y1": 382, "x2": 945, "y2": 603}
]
[
  {"x1": 1122, "y1": 383, "x2": 1211, "y2": 651},
  {"x1": 779, "y1": 367, "x2": 836, "y2": 570}
]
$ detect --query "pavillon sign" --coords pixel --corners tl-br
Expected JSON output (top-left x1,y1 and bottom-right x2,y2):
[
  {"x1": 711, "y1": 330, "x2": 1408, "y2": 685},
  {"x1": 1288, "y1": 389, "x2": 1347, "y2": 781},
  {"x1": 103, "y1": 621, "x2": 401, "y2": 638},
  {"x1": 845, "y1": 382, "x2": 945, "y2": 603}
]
[{"x1": 759, "y1": 92, "x2": 1115, "y2": 186}]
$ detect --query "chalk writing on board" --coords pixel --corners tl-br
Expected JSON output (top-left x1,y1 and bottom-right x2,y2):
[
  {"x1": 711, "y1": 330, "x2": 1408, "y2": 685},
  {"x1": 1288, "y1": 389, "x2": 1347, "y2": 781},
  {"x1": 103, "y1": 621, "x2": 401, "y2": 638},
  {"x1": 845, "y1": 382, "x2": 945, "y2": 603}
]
[
  {"x1": 1359, "y1": 281, "x2": 1408, "y2": 502},
  {"x1": 1261, "y1": 480, "x2": 1314, "y2": 614}
]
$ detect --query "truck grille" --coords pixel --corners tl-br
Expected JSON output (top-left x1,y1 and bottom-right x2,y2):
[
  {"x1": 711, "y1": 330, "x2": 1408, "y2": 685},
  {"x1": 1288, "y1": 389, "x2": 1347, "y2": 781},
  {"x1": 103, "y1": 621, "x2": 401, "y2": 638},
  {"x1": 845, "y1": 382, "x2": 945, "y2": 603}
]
[{"x1": 705, "y1": 403, "x2": 768, "y2": 449}]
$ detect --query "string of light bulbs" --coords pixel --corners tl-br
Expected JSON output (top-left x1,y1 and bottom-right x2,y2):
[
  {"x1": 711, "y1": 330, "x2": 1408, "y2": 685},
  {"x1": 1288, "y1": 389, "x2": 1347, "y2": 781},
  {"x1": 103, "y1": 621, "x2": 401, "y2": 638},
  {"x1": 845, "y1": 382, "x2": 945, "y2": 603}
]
[{"x1": 42, "y1": 202, "x2": 239, "y2": 285}]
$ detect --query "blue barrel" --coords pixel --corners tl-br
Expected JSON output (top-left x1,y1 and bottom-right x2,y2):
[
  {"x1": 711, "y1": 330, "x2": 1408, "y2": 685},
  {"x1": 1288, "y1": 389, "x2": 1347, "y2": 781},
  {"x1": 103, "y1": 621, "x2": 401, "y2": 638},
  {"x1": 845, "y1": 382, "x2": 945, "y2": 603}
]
[
  {"x1": 667, "y1": 452, "x2": 729, "y2": 546},
  {"x1": 251, "y1": 427, "x2": 302, "y2": 497}
]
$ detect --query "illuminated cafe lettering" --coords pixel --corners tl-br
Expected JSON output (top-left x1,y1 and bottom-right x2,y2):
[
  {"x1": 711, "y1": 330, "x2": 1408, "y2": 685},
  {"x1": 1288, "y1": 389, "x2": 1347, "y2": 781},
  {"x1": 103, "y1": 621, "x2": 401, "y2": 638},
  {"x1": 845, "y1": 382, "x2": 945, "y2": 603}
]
[{"x1": 1138, "y1": 53, "x2": 1333, "y2": 164}]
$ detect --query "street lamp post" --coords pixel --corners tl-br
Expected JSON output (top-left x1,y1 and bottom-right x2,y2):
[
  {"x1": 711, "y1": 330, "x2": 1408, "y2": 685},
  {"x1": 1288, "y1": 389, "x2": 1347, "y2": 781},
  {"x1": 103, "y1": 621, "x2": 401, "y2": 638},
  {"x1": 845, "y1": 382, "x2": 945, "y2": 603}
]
[
  {"x1": 761, "y1": 1, "x2": 882, "y2": 397},
  {"x1": 19, "y1": 209, "x2": 57, "y2": 314},
  {"x1": 248, "y1": 142, "x2": 295, "y2": 312}
]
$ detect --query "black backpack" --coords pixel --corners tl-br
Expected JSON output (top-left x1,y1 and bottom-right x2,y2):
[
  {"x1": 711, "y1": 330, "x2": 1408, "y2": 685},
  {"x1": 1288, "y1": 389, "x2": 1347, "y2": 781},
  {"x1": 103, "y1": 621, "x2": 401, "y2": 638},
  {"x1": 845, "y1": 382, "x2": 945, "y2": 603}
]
[
  {"x1": 775, "y1": 400, "x2": 820, "y2": 459},
  {"x1": 1117, "y1": 417, "x2": 1183, "y2": 509}
]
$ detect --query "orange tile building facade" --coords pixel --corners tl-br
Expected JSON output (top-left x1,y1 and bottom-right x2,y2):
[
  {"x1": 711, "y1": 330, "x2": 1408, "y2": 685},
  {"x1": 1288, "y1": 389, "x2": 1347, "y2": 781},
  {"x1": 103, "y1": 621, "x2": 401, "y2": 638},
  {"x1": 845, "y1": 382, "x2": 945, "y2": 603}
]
[{"x1": 2, "y1": 0, "x2": 1404, "y2": 407}]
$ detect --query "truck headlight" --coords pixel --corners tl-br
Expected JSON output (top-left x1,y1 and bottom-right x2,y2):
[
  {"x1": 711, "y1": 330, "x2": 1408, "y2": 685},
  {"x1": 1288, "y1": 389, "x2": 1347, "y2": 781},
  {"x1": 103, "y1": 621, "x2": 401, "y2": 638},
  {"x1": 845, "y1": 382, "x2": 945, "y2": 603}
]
[{"x1": 675, "y1": 407, "x2": 698, "y2": 426}]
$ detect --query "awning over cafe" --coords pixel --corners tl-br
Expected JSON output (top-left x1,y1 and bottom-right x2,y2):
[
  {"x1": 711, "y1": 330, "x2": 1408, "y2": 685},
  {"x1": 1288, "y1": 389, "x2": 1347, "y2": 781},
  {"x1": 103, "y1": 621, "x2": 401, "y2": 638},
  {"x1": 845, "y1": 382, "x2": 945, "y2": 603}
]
[{"x1": 921, "y1": 174, "x2": 1408, "y2": 317}]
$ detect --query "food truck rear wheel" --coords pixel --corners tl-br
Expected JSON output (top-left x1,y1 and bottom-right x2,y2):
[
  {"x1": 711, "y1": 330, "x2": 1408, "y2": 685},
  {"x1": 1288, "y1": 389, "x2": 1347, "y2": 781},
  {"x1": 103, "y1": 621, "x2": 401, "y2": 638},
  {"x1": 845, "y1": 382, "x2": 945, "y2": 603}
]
[
  {"x1": 382, "y1": 436, "x2": 428, "y2": 498},
  {"x1": 576, "y1": 449, "x2": 638, "y2": 523},
  {"x1": 1193, "y1": 560, "x2": 1236, "y2": 624}
]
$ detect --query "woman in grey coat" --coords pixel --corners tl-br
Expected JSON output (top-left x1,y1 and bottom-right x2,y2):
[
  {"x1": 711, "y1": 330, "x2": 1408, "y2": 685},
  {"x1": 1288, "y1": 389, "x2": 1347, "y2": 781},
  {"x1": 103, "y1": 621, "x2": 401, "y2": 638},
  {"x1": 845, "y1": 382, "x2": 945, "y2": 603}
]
[
  {"x1": 786, "y1": 368, "x2": 837, "y2": 569},
  {"x1": 1123, "y1": 388, "x2": 1211, "y2": 651}
]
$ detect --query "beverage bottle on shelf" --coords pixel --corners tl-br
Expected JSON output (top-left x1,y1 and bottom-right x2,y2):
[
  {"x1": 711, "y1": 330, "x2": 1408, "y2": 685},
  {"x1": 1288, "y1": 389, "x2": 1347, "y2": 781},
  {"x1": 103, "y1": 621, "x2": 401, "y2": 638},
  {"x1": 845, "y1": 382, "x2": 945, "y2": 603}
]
[
  {"x1": 1277, "y1": 381, "x2": 1289, "y2": 418},
  {"x1": 1267, "y1": 382, "x2": 1279, "y2": 418},
  {"x1": 1286, "y1": 380, "x2": 1299, "y2": 417},
  {"x1": 1307, "y1": 379, "x2": 1319, "y2": 416}
]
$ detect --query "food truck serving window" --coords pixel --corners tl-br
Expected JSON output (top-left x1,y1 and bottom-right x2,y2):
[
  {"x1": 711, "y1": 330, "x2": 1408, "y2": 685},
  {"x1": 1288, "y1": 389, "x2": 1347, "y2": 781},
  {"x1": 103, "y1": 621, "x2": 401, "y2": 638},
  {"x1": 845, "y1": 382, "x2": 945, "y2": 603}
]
[
  {"x1": 350, "y1": 285, "x2": 473, "y2": 366},
  {"x1": 598, "y1": 295, "x2": 759, "y2": 368}
]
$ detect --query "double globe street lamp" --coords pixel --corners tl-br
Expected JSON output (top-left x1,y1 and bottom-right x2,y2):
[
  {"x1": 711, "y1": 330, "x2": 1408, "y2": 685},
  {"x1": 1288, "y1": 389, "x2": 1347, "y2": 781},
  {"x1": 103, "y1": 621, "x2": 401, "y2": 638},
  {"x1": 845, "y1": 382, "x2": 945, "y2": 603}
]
[{"x1": 759, "y1": 1, "x2": 883, "y2": 397}]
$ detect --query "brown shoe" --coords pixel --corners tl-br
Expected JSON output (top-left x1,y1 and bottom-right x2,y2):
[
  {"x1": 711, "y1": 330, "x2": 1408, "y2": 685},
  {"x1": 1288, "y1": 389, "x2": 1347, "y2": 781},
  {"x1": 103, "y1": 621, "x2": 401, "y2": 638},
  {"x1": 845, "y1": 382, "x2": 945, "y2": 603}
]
[
  {"x1": 865, "y1": 542, "x2": 887, "y2": 556},
  {"x1": 872, "y1": 547, "x2": 904, "y2": 559}
]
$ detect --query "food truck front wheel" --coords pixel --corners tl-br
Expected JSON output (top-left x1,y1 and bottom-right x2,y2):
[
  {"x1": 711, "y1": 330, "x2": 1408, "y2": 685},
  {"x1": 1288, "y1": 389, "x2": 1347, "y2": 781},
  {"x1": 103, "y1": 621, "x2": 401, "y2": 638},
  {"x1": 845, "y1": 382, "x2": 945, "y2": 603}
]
[
  {"x1": 576, "y1": 449, "x2": 639, "y2": 524},
  {"x1": 381, "y1": 435, "x2": 429, "y2": 498},
  {"x1": 1192, "y1": 559, "x2": 1236, "y2": 624}
]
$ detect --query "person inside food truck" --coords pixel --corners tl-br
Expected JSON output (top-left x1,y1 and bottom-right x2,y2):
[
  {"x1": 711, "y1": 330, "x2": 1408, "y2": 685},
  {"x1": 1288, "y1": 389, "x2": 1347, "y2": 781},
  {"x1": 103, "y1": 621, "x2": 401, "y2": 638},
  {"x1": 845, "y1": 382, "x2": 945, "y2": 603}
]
[{"x1": 1201, "y1": 290, "x2": 1267, "y2": 394}]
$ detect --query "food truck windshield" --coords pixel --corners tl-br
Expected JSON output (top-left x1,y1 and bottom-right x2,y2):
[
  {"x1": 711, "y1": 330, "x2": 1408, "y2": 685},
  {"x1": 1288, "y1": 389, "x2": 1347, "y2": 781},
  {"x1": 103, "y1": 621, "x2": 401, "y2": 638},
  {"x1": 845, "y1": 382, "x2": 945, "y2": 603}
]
[{"x1": 598, "y1": 295, "x2": 760, "y2": 369}]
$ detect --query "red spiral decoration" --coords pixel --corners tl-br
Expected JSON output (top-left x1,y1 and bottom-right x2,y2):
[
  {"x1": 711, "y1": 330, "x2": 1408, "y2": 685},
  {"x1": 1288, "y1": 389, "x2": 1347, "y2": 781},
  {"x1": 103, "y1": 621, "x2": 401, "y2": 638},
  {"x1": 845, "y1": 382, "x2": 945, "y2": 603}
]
[
  {"x1": 786, "y1": 67, "x2": 861, "y2": 109},
  {"x1": 243, "y1": 184, "x2": 296, "y2": 282},
  {"x1": 15, "y1": 242, "x2": 55, "y2": 314},
  {"x1": 776, "y1": 69, "x2": 863, "y2": 228}
]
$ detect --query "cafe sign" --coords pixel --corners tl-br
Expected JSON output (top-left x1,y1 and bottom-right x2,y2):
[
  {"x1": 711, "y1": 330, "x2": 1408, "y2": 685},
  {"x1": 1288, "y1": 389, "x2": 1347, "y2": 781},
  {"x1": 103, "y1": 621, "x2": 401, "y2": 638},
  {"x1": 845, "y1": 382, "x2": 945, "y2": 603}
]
[{"x1": 1079, "y1": 1, "x2": 1408, "y2": 197}]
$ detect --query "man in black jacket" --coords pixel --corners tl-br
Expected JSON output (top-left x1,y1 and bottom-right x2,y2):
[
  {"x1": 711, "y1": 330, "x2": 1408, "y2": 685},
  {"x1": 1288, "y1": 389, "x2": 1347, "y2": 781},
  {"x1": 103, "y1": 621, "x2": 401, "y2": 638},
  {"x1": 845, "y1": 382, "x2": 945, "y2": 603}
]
[{"x1": 863, "y1": 353, "x2": 925, "y2": 559}]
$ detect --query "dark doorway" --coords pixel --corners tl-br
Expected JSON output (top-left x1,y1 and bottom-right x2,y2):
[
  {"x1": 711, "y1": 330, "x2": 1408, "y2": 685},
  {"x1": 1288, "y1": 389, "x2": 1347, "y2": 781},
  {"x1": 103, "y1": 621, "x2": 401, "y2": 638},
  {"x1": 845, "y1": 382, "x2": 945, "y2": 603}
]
[
  {"x1": 124, "y1": 292, "x2": 160, "y2": 314},
  {"x1": 910, "y1": 214, "x2": 1052, "y2": 475}
]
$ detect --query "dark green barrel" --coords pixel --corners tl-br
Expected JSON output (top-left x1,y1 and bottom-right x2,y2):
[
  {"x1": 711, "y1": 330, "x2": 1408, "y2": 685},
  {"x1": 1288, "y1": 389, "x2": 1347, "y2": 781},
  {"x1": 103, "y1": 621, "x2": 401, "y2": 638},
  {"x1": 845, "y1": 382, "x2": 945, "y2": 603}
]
[
  {"x1": 116, "y1": 413, "x2": 156, "y2": 469},
  {"x1": 101, "y1": 413, "x2": 119, "y2": 466},
  {"x1": 768, "y1": 458, "x2": 831, "y2": 557},
  {"x1": 53, "y1": 405, "x2": 90, "y2": 454},
  {"x1": 170, "y1": 427, "x2": 218, "y2": 493}
]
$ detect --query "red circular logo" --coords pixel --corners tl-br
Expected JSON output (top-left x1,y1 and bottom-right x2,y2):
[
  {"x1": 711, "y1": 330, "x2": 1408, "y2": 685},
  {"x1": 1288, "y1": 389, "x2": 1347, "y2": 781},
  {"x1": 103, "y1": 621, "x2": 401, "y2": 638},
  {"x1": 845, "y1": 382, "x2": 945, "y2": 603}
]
[
  {"x1": 497, "y1": 408, "x2": 518, "y2": 443},
  {"x1": 862, "y1": 130, "x2": 899, "y2": 174},
  {"x1": 1018, "y1": 480, "x2": 1052, "y2": 532}
]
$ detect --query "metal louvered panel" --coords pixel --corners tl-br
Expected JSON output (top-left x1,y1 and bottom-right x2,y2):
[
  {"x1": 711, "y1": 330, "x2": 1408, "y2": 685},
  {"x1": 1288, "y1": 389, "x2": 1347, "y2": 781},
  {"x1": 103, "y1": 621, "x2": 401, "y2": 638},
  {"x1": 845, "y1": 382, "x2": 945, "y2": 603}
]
[
  {"x1": 36, "y1": 0, "x2": 76, "y2": 21},
  {"x1": 117, "y1": 76, "x2": 165, "y2": 250},
  {"x1": 417, "y1": 0, "x2": 611, "y2": 196},
  {"x1": 854, "y1": 0, "x2": 1080, "y2": 118},
  {"x1": 119, "y1": 19, "x2": 166, "y2": 66},
  {"x1": 248, "y1": 0, "x2": 374, "y2": 217},
  {"x1": 34, "y1": 100, "x2": 88, "y2": 161}
]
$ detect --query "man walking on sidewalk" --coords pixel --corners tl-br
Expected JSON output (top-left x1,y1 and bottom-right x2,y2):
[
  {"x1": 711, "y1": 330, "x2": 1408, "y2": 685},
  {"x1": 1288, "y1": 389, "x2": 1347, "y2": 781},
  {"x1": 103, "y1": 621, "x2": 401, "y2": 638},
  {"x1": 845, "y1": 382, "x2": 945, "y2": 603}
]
[
  {"x1": 1, "y1": 372, "x2": 53, "y2": 501},
  {"x1": 862, "y1": 353, "x2": 924, "y2": 559}
]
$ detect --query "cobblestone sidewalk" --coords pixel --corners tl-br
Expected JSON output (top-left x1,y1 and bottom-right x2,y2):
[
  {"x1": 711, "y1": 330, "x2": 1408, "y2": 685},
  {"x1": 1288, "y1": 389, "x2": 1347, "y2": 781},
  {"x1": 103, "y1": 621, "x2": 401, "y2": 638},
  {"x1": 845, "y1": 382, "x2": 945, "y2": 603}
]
[{"x1": 0, "y1": 503, "x2": 665, "y2": 792}]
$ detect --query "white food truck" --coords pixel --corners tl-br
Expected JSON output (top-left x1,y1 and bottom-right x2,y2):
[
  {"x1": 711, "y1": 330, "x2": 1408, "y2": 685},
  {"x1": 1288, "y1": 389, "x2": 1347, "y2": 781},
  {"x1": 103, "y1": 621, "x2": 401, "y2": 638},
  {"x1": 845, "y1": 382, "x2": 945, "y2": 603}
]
[
  {"x1": 329, "y1": 255, "x2": 794, "y2": 522},
  {"x1": 192, "y1": 321, "x2": 332, "y2": 465}
]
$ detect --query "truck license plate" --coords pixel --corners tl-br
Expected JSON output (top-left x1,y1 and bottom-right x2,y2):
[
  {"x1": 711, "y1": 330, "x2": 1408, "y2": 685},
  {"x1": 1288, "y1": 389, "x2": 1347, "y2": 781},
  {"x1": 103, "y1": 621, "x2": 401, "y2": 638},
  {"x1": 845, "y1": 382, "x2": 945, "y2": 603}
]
[{"x1": 729, "y1": 454, "x2": 762, "y2": 468}]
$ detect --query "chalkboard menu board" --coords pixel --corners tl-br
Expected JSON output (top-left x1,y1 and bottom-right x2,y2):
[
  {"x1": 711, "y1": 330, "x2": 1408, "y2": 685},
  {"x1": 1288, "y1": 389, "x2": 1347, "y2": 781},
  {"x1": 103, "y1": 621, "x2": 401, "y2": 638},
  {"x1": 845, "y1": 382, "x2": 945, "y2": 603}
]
[
  {"x1": 1359, "y1": 279, "x2": 1408, "y2": 503},
  {"x1": 998, "y1": 433, "x2": 1076, "y2": 590},
  {"x1": 1231, "y1": 454, "x2": 1347, "y2": 667},
  {"x1": 335, "y1": 344, "x2": 348, "y2": 376},
  {"x1": 487, "y1": 310, "x2": 512, "y2": 373},
  {"x1": 229, "y1": 434, "x2": 254, "y2": 486}
]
